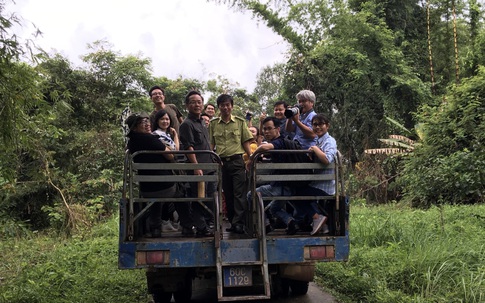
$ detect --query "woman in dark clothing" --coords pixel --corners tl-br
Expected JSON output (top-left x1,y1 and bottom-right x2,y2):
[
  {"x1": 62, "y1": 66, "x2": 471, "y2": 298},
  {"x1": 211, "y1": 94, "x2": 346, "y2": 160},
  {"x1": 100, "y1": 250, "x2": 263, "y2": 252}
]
[{"x1": 125, "y1": 112, "x2": 192, "y2": 237}]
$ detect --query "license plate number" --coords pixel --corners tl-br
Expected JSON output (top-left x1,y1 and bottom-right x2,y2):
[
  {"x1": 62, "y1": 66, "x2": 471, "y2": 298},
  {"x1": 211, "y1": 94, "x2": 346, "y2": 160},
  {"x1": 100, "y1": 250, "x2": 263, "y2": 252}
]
[{"x1": 223, "y1": 267, "x2": 252, "y2": 287}]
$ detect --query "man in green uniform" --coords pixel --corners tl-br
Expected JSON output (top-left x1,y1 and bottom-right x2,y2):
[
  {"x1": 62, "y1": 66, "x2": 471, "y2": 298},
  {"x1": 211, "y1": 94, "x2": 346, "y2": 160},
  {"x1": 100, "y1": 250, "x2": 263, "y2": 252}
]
[{"x1": 209, "y1": 94, "x2": 253, "y2": 234}]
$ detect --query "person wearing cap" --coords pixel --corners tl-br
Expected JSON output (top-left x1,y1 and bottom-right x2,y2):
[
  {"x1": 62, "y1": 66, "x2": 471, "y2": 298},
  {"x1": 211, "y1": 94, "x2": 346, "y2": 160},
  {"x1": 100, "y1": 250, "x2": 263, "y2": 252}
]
[
  {"x1": 148, "y1": 85, "x2": 184, "y2": 132},
  {"x1": 125, "y1": 112, "x2": 192, "y2": 237},
  {"x1": 209, "y1": 94, "x2": 253, "y2": 234},
  {"x1": 286, "y1": 90, "x2": 318, "y2": 149}
]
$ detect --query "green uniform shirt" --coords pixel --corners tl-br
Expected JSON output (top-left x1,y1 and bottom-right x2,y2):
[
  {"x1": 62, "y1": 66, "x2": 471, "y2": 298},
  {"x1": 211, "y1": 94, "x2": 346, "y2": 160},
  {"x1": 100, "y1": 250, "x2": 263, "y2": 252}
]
[{"x1": 209, "y1": 115, "x2": 253, "y2": 158}]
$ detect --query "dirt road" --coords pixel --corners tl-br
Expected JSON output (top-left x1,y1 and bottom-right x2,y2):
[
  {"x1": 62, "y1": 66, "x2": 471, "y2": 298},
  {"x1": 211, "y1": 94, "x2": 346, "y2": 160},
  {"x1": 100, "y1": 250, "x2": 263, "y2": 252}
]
[{"x1": 186, "y1": 282, "x2": 338, "y2": 303}]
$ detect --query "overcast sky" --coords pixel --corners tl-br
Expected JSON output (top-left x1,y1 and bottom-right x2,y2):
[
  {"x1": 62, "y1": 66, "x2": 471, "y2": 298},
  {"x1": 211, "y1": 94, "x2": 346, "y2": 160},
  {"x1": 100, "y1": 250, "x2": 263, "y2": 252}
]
[{"x1": 6, "y1": 0, "x2": 289, "y2": 92}]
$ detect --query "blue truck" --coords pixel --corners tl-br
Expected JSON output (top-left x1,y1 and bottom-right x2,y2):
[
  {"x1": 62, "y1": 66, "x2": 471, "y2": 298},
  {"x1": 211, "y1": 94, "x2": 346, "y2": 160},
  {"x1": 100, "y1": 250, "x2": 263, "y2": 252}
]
[{"x1": 119, "y1": 149, "x2": 349, "y2": 302}]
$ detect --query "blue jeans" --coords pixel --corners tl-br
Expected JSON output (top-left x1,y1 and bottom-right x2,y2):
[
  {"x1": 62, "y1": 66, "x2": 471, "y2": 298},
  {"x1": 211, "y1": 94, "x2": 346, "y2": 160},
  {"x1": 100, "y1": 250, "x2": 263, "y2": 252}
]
[
  {"x1": 292, "y1": 186, "x2": 327, "y2": 224},
  {"x1": 247, "y1": 184, "x2": 296, "y2": 226}
]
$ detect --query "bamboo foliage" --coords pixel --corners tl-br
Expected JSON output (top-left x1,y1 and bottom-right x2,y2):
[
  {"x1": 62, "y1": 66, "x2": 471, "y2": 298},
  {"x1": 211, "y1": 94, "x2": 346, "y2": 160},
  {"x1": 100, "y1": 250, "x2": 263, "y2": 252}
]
[
  {"x1": 364, "y1": 147, "x2": 404, "y2": 155},
  {"x1": 364, "y1": 135, "x2": 415, "y2": 155},
  {"x1": 452, "y1": 0, "x2": 460, "y2": 84},
  {"x1": 427, "y1": 0, "x2": 436, "y2": 93},
  {"x1": 365, "y1": 118, "x2": 418, "y2": 155}
]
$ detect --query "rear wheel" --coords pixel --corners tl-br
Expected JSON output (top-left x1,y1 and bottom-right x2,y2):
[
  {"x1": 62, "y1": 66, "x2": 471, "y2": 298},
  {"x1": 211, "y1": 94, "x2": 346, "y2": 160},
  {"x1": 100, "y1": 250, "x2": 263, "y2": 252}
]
[
  {"x1": 289, "y1": 279, "x2": 309, "y2": 295},
  {"x1": 173, "y1": 276, "x2": 192, "y2": 303},
  {"x1": 270, "y1": 275, "x2": 289, "y2": 298}
]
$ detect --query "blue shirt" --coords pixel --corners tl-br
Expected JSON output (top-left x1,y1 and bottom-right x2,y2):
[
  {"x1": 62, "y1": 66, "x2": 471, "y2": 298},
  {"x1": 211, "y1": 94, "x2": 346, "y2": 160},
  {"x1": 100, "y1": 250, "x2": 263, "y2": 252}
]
[
  {"x1": 309, "y1": 132, "x2": 337, "y2": 195},
  {"x1": 292, "y1": 109, "x2": 317, "y2": 149}
]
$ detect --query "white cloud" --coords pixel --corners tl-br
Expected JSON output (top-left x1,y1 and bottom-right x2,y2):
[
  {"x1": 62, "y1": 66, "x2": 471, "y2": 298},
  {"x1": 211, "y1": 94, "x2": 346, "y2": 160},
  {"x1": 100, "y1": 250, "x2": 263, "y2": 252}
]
[{"x1": 6, "y1": 0, "x2": 288, "y2": 92}]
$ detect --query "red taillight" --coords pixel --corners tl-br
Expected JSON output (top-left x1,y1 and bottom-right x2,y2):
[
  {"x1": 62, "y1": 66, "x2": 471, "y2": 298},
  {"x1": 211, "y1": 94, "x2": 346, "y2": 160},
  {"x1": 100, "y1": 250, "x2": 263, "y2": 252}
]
[
  {"x1": 137, "y1": 250, "x2": 170, "y2": 265},
  {"x1": 304, "y1": 245, "x2": 335, "y2": 260}
]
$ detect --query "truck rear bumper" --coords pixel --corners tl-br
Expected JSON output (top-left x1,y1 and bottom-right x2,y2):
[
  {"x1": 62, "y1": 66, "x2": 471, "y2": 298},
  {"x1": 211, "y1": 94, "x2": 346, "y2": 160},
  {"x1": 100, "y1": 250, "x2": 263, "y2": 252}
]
[{"x1": 119, "y1": 234, "x2": 349, "y2": 269}]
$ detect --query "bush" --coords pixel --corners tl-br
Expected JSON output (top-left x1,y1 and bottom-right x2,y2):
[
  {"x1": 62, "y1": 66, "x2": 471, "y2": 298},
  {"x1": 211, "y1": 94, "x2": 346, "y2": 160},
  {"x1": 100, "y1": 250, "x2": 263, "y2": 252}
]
[
  {"x1": 350, "y1": 154, "x2": 402, "y2": 204},
  {"x1": 399, "y1": 68, "x2": 485, "y2": 206}
]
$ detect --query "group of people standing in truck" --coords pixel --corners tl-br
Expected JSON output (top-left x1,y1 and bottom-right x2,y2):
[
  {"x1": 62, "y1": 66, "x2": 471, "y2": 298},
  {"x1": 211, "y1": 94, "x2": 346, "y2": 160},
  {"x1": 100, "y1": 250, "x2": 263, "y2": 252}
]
[{"x1": 124, "y1": 86, "x2": 336, "y2": 238}]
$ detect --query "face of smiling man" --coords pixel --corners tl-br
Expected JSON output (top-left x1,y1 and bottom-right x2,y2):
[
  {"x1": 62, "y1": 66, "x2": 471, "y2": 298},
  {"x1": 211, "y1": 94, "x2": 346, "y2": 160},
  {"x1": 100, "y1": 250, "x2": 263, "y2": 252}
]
[
  {"x1": 297, "y1": 98, "x2": 314, "y2": 115},
  {"x1": 150, "y1": 88, "x2": 165, "y2": 108},
  {"x1": 187, "y1": 94, "x2": 204, "y2": 116}
]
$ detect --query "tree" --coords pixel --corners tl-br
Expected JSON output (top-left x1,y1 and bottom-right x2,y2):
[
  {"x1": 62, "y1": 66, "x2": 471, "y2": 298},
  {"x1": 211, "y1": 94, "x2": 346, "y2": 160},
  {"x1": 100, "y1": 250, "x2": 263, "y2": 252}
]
[
  {"x1": 80, "y1": 40, "x2": 154, "y2": 126},
  {"x1": 253, "y1": 63, "x2": 288, "y2": 112},
  {"x1": 400, "y1": 66, "x2": 485, "y2": 206},
  {"x1": 0, "y1": 3, "x2": 71, "y2": 229},
  {"x1": 149, "y1": 76, "x2": 205, "y2": 116},
  {"x1": 0, "y1": 2, "x2": 45, "y2": 149},
  {"x1": 213, "y1": 0, "x2": 431, "y2": 162}
]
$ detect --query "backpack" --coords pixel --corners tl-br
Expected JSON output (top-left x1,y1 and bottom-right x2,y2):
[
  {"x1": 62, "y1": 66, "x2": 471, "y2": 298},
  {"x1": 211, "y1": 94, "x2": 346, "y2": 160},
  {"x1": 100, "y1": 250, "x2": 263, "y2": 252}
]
[{"x1": 280, "y1": 138, "x2": 314, "y2": 187}]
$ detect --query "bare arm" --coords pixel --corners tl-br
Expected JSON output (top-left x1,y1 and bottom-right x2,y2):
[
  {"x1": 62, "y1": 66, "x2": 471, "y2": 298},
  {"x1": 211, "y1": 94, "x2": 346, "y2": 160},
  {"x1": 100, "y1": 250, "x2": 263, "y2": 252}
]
[
  {"x1": 162, "y1": 153, "x2": 174, "y2": 161},
  {"x1": 286, "y1": 116, "x2": 295, "y2": 132},
  {"x1": 291, "y1": 114, "x2": 316, "y2": 139},
  {"x1": 170, "y1": 127, "x2": 180, "y2": 150},
  {"x1": 243, "y1": 140, "x2": 252, "y2": 159},
  {"x1": 246, "y1": 142, "x2": 274, "y2": 170}
]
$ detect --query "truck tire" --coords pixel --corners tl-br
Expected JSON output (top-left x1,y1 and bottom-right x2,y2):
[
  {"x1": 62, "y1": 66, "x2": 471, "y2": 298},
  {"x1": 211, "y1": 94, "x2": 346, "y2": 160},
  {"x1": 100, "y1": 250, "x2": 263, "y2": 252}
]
[
  {"x1": 173, "y1": 276, "x2": 192, "y2": 303},
  {"x1": 289, "y1": 279, "x2": 309, "y2": 295},
  {"x1": 270, "y1": 275, "x2": 289, "y2": 298},
  {"x1": 153, "y1": 291, "x2": 172, "y2": 303}
]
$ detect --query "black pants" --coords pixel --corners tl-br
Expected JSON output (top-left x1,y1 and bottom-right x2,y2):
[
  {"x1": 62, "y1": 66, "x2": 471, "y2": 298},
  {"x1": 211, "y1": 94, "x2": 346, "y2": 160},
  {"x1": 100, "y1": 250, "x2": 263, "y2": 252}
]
[
  {"x1": 221, "y1": 157, "x2": 247, "y2": 226},
  {"x1": 187, "y1": 171, "x2": 217, "y2": 230},
  {"x1": 141, "y1": 185, "x2": 191, "y2": 230}
]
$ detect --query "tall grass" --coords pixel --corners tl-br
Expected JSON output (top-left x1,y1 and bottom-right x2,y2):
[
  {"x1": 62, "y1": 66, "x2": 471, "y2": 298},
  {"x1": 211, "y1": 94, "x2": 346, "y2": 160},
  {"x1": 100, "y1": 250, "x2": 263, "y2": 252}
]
[
  {"x1": 0, "y1": 216, "x2": 149, "y2": 303},
  {"x1": 1, "y1": 205, "x2": 484, "y2": 302},
  {"x1": 316, "y1": 203, "x2": 485, "y2": 303}
]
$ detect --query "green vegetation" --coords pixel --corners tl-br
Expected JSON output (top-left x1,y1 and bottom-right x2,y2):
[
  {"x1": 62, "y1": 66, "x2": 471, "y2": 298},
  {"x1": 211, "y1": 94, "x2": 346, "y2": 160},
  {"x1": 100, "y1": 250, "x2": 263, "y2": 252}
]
[
  {"x1": 0, "y1": 216, "x2": 149, "y2": 303},
  {"x1": 1, "y1": 1, "x2": 485, "y2": 301},
  {"x1": 1, "y1": 204, "x2": 483, "y2": 302},
  {"x1": 216, "y1": 0, "x2": 485, "y2": 207},
  {"x1": 1, "y1": 0, "x2": 484, "y2": 234},
  {"x1": 316, "y1": 203, "x2": 485, "y2": 303}
]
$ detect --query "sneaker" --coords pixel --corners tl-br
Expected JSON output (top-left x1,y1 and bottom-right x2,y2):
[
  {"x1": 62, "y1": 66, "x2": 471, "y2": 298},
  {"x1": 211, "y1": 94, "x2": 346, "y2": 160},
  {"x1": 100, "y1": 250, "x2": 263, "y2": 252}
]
[
  {"x1": 311, "y1": 215, "x2": 327, "y2": 236},
  {"x1": 162, "y1": 220, "x2": 177, "y2": 232},
  {"x1": 172, "y1": 210, "x2": 179, "y2": 222},
  {"x1": 286, "y1": 220, "x2": 297, "y2": 235},
  {"x1": 322, "y1": 224, "x2": 330, "y2": 234},
  {"x1": 171, "y1": 220, "x2": 180, "y2": 230}
]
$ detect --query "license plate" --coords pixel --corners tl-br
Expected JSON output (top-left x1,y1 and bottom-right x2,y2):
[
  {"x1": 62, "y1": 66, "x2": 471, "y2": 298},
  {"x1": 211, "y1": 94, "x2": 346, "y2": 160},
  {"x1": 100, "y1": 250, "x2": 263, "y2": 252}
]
[{"x1": 223, "y1": 266, "x2": 252, "y2": 287}]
